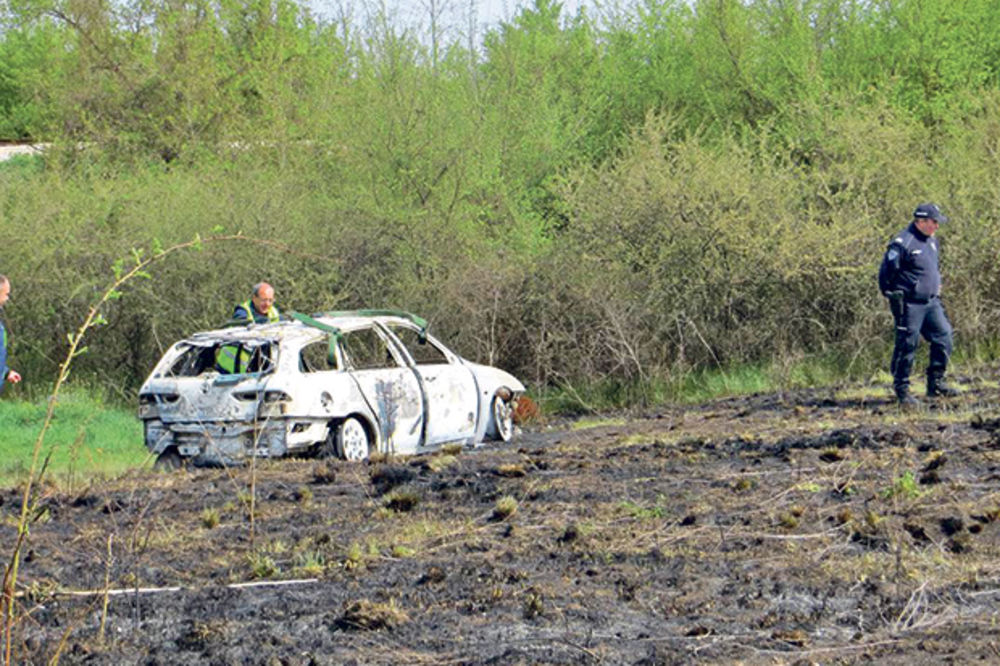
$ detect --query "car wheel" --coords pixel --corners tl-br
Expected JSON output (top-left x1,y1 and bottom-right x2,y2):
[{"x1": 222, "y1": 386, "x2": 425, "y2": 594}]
[
  {"x1": 153, "y1": 448, "x2": 184, "y2": 471},
  {"x1": 336, "y1": 417, "x2": 371, "y2": 461},
  {"x1": 492, "y1": 393, "x2": 515, "y2": 442}
]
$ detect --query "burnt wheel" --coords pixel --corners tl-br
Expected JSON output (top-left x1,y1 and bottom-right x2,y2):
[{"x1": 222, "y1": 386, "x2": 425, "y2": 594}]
[
  {"x1": 336, "y1": 417, "x2": 371, "y2": 461},
  {"x1": 492, "y1": 393, "x2": 514, "y2": 442},
  {"x1": 153, "y1": 448, "x2": 184, "y2": 471}
]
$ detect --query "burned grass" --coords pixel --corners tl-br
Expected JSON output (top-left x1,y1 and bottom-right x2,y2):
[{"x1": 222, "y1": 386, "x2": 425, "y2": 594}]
[{"x1": 5, "y1": 384, "x2": 1000, "y2": 663}]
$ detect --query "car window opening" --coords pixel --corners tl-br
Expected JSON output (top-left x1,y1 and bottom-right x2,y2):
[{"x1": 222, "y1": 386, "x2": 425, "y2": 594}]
[
  {"x1": 300, "y1": 339, "x2": 339, "y2": 373},
  {"x1": 389, "y1": 325, "x2": 449, "y2": 365},
  {"x1": 342, "y1": 328, "x2": 399, "y2": 370},
  {"x1": 166, "y1": 342, "x2": 276, "y2": 377}
]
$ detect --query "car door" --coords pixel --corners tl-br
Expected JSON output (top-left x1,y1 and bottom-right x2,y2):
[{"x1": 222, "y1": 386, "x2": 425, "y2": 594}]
[
  {"x1": 339, "y1": 325, "x2": 424, "y2": 454},
  {"x1": 383, "y1": 323, "x2": 478, "y2": 446}
]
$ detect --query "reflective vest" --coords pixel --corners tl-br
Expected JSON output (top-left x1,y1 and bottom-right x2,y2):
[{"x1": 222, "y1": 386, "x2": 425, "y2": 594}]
[
  {"x1": 215, "y1": 344, "x2": 251, "y2": 374},
  {"x1": 238, "y1": 300, "x2": 280, "y2": 324}
]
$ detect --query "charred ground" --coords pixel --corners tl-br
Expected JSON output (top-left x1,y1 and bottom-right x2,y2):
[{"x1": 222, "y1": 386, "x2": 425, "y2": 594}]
[{"x1": 6, "y1": 380, "x2": 1000, "y2": 664}]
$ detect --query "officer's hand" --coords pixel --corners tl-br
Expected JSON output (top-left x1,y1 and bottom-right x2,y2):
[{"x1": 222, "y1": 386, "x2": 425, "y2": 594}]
[{"x1": 7, "y1": 370, "x2": 21, "y2": 383}]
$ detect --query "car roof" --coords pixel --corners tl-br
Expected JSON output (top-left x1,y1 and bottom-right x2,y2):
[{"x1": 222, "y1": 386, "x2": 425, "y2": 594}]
[{"x1": 182, "y1": 311, "x2": 428, "y2": 346}]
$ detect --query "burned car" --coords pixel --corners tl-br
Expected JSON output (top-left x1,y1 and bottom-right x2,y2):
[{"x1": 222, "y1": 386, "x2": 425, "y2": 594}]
[{"x1": 137, "y1": 310, "x2": 525, "y2": 468}]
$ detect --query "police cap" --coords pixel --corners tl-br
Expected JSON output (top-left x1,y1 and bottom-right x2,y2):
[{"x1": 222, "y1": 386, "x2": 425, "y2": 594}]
[{"x1": 914, "y1": 202, "x2": 948, "y2": 224}]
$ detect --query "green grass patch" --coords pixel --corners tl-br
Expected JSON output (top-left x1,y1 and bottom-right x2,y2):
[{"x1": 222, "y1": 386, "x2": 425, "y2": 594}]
[
  {"x1": 672, "y1": 364, "x2": 772, "y2": 403},
  {"x1": 619, "y1": 497, "x2": 667, "y2": 520},
  {"x1": 833, "y1": 384, "x2": 891, "y2": 401},
  {"x1": 0, "y1": 153, "x2": 46, "y2": 178},
  {"x1": 0, "y1": 389, "x2": 149, "y2": 487},
  {"x1": 538, "y1": 381, "x2": 648, "y2": 415},
  {"x1": 953, "y1": 338, "x2": 1000, "y2": 368},
  {"x1": 672, "y1": 352, "x2": 884, "y2": 404},
  {"x1": 536, "y1": 347, "x2": 962, "y2": 415},
  {"x1": 570, "y1": 417, "x2": 627, "y2": 431},
  {"x1": 880, "y1": 471, "x2": 923, "y2": 500},
  {"x1": 536, "y1": 351, "x2": 888, "y2": 415}
]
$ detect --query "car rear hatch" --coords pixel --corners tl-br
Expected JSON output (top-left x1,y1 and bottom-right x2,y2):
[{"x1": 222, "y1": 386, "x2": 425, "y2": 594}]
[{"x1": 141, "y1": 338, "x2": 281, "y2": 424}]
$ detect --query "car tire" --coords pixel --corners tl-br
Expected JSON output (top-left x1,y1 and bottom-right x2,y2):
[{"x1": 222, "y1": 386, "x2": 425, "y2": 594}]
[
  {"x1": 336, "y1": 417, "x2": 371, "y2": 461},
  {"x1": 153, "y1": 448, "x2": 184, "y2": 471},
  {"x1": 492, "y1": 393, "x2": 515, "y2": 442}
]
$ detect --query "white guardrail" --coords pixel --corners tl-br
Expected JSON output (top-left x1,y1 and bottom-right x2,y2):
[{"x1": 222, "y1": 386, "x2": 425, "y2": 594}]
[{"x1": 0, "y1": 144, "x2": 47, "y2": 161}]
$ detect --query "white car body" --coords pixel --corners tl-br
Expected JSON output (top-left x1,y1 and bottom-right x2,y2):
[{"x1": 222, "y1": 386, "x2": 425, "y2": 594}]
[{"x1": 137, "y1": 311, "x2": 525, "y2": 466}]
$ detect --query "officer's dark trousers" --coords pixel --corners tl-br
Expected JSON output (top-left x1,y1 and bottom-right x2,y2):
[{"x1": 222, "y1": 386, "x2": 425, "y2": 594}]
[{"x1": 890, "y1": 298, "x2": 953, "y2": 394}]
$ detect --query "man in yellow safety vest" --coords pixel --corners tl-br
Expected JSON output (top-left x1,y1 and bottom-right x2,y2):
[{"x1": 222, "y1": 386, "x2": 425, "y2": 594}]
[
  {"x1": 233, "y1": 282, "x2": 280, "y2": 324},
  {"x1": 217, "y1": 282, "x2": 279, "y2": 374}
]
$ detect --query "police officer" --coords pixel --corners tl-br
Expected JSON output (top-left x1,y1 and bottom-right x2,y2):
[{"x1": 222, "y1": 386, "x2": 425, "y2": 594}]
[
  {"x1": 0, "y1": 275, "x2": 23, "y2": 393},
  {"x1": 233, "y1": 282, "x2": 281, "y2": 324},
  {"x1": 878, "y1": 203, "x2": 959, "y2": 406}
]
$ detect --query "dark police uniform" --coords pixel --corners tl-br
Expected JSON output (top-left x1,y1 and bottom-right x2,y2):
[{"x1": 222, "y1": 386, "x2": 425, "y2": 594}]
[{"x1": 877, "y1": 204, "x2": 954, "y2": 400}]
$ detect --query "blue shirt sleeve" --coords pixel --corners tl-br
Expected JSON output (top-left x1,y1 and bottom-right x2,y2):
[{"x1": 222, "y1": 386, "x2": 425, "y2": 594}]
[{"x1": 0, "y1": 321, "x2": 8, "y2": 388}]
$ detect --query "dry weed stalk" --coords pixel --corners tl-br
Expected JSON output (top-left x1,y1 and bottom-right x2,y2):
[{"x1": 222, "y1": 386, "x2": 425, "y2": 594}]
[
  {"x1": 0, "y1": 233, "x2": 263, "y2": 665},
  {"x1": 890, "y1": 580, "x2": 957, "y2": 635},
  {"x1": 98, "y1": 535, "x2": 113, "y2": 644}
]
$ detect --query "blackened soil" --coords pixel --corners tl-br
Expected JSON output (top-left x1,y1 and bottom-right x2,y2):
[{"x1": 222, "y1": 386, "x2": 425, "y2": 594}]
[{"x1": 6, "y1": 381, "x2": 1000, "y2": 664}]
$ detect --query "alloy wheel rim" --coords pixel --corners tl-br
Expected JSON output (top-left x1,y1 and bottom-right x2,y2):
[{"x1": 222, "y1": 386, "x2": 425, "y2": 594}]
[{"x1": 341, "y1": 420, "x2": 368, "y2": 460}]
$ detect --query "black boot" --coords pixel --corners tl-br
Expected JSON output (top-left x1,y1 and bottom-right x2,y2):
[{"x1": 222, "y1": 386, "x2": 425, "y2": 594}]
[
  {"x1": 927, "y1": 378, "x2": 959, "y2": 398},
  {"x1": 895, "y1": 387, "x2": 920, "y2": 408}
]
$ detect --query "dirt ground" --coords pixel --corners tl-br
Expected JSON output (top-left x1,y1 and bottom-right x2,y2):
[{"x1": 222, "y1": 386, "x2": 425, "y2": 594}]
[{"x1": 5, "y1": 379, "x2": 1000, "y2": 665}]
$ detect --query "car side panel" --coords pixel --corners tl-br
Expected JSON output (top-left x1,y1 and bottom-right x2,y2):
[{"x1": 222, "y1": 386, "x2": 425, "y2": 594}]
[
  {"x1": 415, "y1": 364, "x2": 478, "y2": 445},
  {"x1": 348, "y1": 368, "x2": 424, "y2": 455},
  {"x1": 377, "y1": 322, "x2": 479, "y2": 446}
]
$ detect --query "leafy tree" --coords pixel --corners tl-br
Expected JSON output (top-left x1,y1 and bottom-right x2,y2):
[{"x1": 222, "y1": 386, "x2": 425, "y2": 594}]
[{"x1": 0, "y1": 23, "x2": 65, "y2": 139}]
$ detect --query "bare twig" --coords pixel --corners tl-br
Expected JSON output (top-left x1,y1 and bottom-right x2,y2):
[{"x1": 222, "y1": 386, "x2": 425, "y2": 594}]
[
  {"x1": 1, "y1": 233, "x2": 272, "y2": 665},
  {"x1": 98, "y1": 535, "x2": 113, "y2": 644}
]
